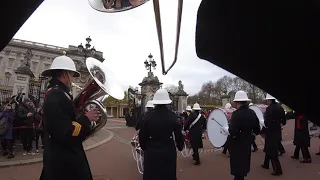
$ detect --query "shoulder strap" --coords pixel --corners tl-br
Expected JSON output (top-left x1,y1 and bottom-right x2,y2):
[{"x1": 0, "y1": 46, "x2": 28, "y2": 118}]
[
  {"x1": 44, "y1": 85, "x2": 72, "y2": 101},
  {"x1": 189, "y1": 114, "x2": 202, "y2": 130}
]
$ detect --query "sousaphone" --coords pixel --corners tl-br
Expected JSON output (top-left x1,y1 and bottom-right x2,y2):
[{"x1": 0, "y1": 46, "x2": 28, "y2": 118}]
[
  {"x1": 88, "y1": 0, "x2": 183, "y2": 75},
  {"x1": 73, "y1": 57, "x2": 124, "y2": 140}
]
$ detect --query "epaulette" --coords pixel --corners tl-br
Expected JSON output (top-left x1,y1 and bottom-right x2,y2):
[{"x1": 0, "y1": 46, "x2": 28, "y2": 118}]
[{"x1": 44, "y1": 85, "x2": 72, "y2": 101}]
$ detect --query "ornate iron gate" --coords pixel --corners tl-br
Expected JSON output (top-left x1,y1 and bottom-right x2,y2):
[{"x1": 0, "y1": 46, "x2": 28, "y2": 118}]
[{"x1": 28, "y1": 76, "x2": 50, "y2": 106}]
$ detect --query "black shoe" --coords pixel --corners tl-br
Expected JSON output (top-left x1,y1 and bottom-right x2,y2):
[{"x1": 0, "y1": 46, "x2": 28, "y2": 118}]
[
  {"x1": 2, "y1": 152, "x2": 8, "y2": 156},
  {"x1": 300, "y1": 159, "x2": 311, "y2": 163},
  {"x1": 291, "y1": 156, "x2": 299, "y2": 160},
  {"x1": 7, "y1": 154, "x2": 14, "y2": 159},
  {"x1": 315, "y1": 152, "x2": 320, "y2": 156},
  {"x1": 193, "y1": 161, "x2": 201, "y2": 165},
  {"x1": 261, "y1": 165, "x2": 269, "y2": 169},
  {"x1": 271, "y1": 172, "x2": 283, "y2": 176}
]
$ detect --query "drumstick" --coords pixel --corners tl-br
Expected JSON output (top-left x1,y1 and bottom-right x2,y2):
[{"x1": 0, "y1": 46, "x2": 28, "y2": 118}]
[{"x1": 211, "y1": 118, "x2": 223, "y2": 127}]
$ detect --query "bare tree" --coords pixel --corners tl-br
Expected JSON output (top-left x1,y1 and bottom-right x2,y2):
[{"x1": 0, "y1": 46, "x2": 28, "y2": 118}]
[
  {"x1": 164, "y1": 84, "x2": 179, "y2": 94},
  {"x1": 187, "y1": 76, "x2": 267, "y2": 105}
]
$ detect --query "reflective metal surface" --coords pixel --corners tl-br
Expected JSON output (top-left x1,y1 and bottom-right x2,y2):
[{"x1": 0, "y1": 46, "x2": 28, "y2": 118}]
[
  {"x1": 86, "y1": 57, "x2": 124, "y2": 100},
  {"x1": 87, "y1": 0, "x2": 183, "y2": 75},
  {"x1": 88, "y1": 0, "x2": 149, "y2": 13}
]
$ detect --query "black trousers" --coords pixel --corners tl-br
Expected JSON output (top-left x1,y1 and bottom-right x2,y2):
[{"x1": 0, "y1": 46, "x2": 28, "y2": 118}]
[
  {"x1": 294, "y1": 146, "x2": 311, "y2": 159},
  {"x1": 192, "y1": 147, "x2": 200, "y2": 162},
  {"x1": 278, "y1": 141, "x2": 285, "y2": 153},
  {"x1": 1, "y1": 139, "x2": 13, "y2": 154},
  {"x1": 35, "y1": 130, "x2": 44, "y2": 150},
  {"x1": 263, "y1": 154, "x2": 283, "y2": 173},
  {"x1": 223, "y1": 136, "x2": 231, "y2": 154},
  {"x1": 251, "y1": 138, "x2": 258, "y2": 150},
  {"x1": 21, "y1": 128, "x2": 34, "y2": 152},
  {"x1": 234, "y1": 176, "x2": 244, "y2": 180}
]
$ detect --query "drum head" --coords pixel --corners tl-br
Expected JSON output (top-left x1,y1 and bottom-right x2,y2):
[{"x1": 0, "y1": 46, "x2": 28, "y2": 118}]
[
  {"x1": 207, "y1": 109, "x2": 229, "y2": 147},
  {"x1": 249, "y1": 105, "x2": 264, "y2": 129}
]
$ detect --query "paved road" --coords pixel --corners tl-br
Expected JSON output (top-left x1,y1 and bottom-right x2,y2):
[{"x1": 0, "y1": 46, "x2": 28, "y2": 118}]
[{"x1": 0, "y1": 120, "x2": 320, "y2": 180}]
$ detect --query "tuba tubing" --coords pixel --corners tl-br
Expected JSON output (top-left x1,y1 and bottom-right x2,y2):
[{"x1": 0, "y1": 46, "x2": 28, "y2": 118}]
[
  {"x1": 72, "y1": 57, "x2": 124, "y2": 140},
  {"x1": 73, "y1": 78, "x2": 109, "y2": 140}
]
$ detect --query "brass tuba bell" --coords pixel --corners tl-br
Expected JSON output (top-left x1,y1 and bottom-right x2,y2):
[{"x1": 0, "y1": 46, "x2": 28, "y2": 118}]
[
  {"x1": 88, "y1": 0, "x2": 183, "y2": 75},
  {"x1": 73, "y1": 57, "x2": 124, "y2": 140}
]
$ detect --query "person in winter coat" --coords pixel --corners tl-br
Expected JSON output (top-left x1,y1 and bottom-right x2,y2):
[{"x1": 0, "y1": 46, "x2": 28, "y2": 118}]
[
  {"x1": 34, "y1": 106, "x2": 44, "y2": 153},
  {"x1": 135, "y1": 101, "x2": 154, "y2": 131},
  {"x1": 16, "y1": 98, "x2": 35, "y2": 155},
  {"x1": 291, "y1": 113, "x2": 312, "y2": 163},
  {"x1": 220, "y1": 90, "x2": 260, "y2": 180},
  {"x1": 261, "y1": 94, "x2": 286, "y2": 176},
  {"x1": 139, "y1": 89, "x2": 184, "y2": 180},
  {"x1": 0, "y1": 101, "x2": 15, "y2": 159},
  {"x1": 184, "y1": 103, "x2": 207, "y2": 165}
]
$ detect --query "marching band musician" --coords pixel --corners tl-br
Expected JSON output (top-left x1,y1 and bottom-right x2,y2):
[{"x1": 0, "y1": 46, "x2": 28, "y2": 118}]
[
  {"x1": 135, "y1": 100, "x2": 154, "y2": 131},
  {"x1": 39, "y1": 55, "x2": 101, "y2": 180},
  {"x1": 220, "y1": 90, "x2": 260, "y2": 180},
  {"x1": 222, "y1": 103, "x2": 232, "y2": 156},
  {"x1": 184, "y1": 103, "x2": 207, "y2": 165},
  {"x1": 248, "y1": 103, "x2": 258, "y2": 152},
  {"x1": 139, "y1": 89, "x2": 184, "y2": 180},
  {"x1": 261, "y1": 94, "x2": 285, "y2": 176},
  {"x1": 291, "y1": 112, "x2": 312, "y2": 163},
  {"x1": 182, "y1": 105, "x2": 192, "y2": 122}
]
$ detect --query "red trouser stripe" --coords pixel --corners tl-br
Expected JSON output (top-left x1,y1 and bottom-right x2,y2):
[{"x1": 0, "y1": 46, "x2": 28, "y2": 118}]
[{"x1": 271, "y1": 160, "x2": 277, "y2": 172}]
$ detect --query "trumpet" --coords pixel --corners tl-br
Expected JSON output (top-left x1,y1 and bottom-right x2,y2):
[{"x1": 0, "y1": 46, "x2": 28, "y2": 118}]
[{"x1": 88, "y1": 0, "x2": 183, "y2": 75}]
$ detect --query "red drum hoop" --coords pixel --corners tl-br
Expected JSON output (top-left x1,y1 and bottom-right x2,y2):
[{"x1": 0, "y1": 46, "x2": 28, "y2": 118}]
[{"x1": 220, "y1": 107, "x2": 236, "y2": 121}]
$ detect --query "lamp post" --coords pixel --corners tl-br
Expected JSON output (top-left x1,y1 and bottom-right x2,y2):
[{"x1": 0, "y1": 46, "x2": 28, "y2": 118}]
[
  {"x1": 77, "y1": 36, "x2": 96, "y2": 60},
  {"x1": 144, "y1": 53, "x2": 157, "y2": 72}
]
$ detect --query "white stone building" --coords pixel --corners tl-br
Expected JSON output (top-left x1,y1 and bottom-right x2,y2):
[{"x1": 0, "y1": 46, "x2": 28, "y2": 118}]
[{"x1": 0, "y1": 38, "x2": 104, "y2": 103}]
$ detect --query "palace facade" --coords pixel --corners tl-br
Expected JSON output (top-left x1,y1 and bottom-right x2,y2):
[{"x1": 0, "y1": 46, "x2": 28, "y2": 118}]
[{"x1": 0, "y1": 38, "x2": 127, "y2": 117}]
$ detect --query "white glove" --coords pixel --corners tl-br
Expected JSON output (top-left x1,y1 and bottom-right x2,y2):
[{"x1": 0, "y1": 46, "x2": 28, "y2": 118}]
[{"x1": 220, "y1": 126, "x2": 230, "y2": 135}]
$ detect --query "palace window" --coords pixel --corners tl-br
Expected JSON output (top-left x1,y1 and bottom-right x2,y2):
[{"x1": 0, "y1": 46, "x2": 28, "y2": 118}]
[
  {"x1": 0, "y1": 57, "x2": 3, "y2": 68},
  {"x1": 32, "y1": 61, "x2": 39, "y2": 72},
  {"x1": 4, "y1": 72, "x2": 12, "y2": 86},
  {"x1": 8, "y1": 58, "x2": 14, "y2": 68},
  {"x1": 44, "y1": 63, "x2": 50, "y2": 70}
]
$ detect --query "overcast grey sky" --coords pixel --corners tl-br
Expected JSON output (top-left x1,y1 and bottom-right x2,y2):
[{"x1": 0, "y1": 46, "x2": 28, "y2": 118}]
[{"x1": 14, "y1": 0, "x2": 234, "y2": 95}]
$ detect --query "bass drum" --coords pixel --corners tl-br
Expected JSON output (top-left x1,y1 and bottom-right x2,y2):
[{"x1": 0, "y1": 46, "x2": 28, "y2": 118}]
[
  {"x1": 130, "y1": 134, "x2": 139, "y2": 161},
  {"x1": 249, "y1": 104, "x2": 268, "y2": 129},
  {"x1": 136, "y1": 147, "x2": 144, "y2": 174},
  {"x1": 180, "y1": 131, "x2": 192, "y2": 157},
  {"x1": 130, "y1": 133, "x2": 144, "y2": 174},
  {"x1": 207, "y1": 108, "x2": 234, "y2": 147}
]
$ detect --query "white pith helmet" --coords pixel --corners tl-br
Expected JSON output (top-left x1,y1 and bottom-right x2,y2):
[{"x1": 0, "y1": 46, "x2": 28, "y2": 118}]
[
  {"x1": 186, "y1": 105, "x2": 192, "y2": 111},
  {"x1": 225, "y1": 103, "x2": 232, "y2": 109},
  {"x1": 150, "y1": 89, "x2": 172, "y2": 105},
  {"x1": 41, "y1": 55, "x2": 80, "y2": 77},
  {"x1": 265, "y1": 93, "x2": 276, "y2": 100},
  {"x1": 145, "y1": 101, "x2": 154, "y2": 108},
  {"x1": 233, "y1": 90, "x2": 251, "y2": 102},
  {"x1": 192, "y1": 103, "x2": 201, "y2": 110}
]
